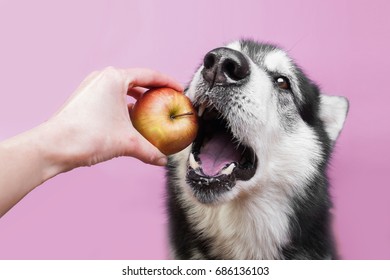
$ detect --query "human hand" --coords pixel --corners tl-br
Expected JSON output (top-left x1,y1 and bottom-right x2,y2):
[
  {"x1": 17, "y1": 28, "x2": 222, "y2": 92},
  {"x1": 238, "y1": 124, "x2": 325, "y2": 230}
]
[
  {"x1": 0, "y1": 67, "x2": 183, "y2": 217},
  {"x1": 45, "y1": 67, "x2": 183, "y2": 172}
]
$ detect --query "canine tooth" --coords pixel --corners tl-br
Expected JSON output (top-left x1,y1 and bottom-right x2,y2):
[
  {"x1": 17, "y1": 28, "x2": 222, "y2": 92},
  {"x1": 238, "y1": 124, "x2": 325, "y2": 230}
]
[
  {"x1": 221, "y1": 163, "x2": 236, "y2": 175},
  {"x1": 198, "y1": 103, "x2": 207, "y2": 117},
  {"x1": 189, "y1": 153, "x2": 200, "y2": 170}
]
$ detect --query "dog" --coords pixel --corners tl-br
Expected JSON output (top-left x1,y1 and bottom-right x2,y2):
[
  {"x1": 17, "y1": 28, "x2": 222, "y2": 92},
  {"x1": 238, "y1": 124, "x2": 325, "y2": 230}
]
[{"x1": 166, "y1": 39, "x2": 348, "y2": 259}]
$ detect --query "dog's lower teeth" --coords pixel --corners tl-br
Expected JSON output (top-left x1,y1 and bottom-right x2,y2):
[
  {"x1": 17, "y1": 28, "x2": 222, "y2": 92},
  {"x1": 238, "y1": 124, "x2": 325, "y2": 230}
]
[
  {"x1": 221, "y1": 163, "x2": 236, "y2": 175},
  {"x1": 189, "y1": 153, "x2": 200, "y2": 170}
]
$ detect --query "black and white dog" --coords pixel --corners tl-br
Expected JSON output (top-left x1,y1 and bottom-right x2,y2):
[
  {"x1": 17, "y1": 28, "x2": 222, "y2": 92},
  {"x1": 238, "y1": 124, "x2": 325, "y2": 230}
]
[{"x1": 166, "y1": 39, "x2": 348, "y2": 259}]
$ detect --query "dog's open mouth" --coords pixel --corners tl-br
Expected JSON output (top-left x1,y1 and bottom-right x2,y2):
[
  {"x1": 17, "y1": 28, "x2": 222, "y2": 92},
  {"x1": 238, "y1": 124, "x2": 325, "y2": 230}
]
[{"x1": 186, "y1": 102, "x2": 257, "y2": 203}]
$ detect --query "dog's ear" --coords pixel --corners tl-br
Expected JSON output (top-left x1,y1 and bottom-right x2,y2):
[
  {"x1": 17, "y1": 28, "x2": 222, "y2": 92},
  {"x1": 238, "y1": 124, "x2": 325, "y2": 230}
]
[{"x1": 319, "y1": 95, "x2": 349, "y2": 142}]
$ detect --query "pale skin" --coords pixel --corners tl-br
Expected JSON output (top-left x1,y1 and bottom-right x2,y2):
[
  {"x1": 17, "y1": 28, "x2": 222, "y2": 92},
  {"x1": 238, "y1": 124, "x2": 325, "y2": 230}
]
[{"x1": 0, "y1": 67, "x2": 183, "y2": 218}]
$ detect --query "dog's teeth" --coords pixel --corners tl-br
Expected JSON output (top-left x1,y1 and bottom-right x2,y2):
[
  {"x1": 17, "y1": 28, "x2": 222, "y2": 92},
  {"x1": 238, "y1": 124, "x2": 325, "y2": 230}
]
[
  {"x1": 189, "y1": 153, "x2": 200, "y2": 170},
  {"x1": 221, "y1": 163, "x2": 236, "y2": 175},
  {"x1": 198, "y1": 103, "x2": 207, "y2": 117}
]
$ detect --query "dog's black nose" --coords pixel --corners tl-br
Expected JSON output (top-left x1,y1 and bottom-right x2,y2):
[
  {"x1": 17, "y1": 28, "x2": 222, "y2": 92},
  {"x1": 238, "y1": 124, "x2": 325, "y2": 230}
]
[{"x1": 202, "y1": 47, "x2": 250, "y2": 86}]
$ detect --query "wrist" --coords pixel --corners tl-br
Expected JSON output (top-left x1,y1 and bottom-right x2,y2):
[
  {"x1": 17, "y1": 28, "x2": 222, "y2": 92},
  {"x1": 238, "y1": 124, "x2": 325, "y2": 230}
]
[
  {"x1": 0, "y1": 120, "x2": 77, "y2": 216},
  {"x1": 35, "y1": 119, "x2": 92, "y2": 179},
  {"x1": 0, "y1": 122, "x2": 68, "y2": 200},
  {"x1": 21, "y1": 122, "x2": 70, "y2": 182}
]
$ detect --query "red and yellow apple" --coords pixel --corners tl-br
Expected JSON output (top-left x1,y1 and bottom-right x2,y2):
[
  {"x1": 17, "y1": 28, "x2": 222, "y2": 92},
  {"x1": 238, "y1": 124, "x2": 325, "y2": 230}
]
[{"x1": 130, "y1": 87, "x2": 198, "y2": 155}]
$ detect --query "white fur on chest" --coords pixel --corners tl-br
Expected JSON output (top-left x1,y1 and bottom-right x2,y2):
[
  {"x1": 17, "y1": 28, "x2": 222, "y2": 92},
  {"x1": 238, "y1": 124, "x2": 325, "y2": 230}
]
[{"x1": 180, "y1": 181, "x2": 293, "y2": 259}]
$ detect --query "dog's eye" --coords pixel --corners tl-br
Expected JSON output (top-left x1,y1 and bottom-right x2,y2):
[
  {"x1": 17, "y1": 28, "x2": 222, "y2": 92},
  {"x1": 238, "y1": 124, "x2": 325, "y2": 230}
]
[{"x1": 275, "y1": 76, "x2": 290, "y2": 90}]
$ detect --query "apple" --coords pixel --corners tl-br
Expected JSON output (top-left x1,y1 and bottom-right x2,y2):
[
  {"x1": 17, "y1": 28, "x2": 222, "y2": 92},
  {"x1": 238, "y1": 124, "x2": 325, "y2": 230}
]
[{"x1": 130, "y1": 87, "x2": 198, "y2": 155}]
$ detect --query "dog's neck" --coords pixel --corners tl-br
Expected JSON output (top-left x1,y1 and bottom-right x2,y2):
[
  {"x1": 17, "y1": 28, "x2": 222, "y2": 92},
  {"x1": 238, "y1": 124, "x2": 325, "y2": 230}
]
[{"x1": 181, "y1": 183, "x2": 293, "y2": 259}]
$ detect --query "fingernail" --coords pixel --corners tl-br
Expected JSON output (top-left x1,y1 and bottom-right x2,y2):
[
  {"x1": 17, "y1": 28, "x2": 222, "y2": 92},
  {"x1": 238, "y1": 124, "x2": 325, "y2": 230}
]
[{"x1": 156, "y1": 157, "x2": 168, "y2": 166}]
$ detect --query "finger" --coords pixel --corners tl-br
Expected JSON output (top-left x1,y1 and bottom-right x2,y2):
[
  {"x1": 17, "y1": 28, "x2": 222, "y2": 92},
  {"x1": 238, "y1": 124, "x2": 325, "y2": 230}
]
[
  {"x1": 124, "y1": 68, "x2": 184, "y2": 92},
  {"x1": 127, "y1": 103, "x2": 135, "y2": 116},
  {"x1": 127, "y1": 87, "x2": 147, "y2": 100},
  {"x1": 127, "y1": 134, "x2": 168, "y2": 166}
]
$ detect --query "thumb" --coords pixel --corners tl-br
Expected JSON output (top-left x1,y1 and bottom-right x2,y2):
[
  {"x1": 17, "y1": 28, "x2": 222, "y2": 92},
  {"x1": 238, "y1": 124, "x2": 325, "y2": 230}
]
[{"x1": 127, "y1": 133, "x2": 168, "y2": 166}]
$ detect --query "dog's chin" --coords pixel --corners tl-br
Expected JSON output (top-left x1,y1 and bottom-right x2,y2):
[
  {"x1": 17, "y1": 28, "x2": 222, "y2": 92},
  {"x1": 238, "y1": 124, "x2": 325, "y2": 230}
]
[
  {"x1": 184, "y1": 104, "x2": 258, "y2": 205},
  {"x1": 186, "y1": 164, "x2": 256, "y2": 204}
]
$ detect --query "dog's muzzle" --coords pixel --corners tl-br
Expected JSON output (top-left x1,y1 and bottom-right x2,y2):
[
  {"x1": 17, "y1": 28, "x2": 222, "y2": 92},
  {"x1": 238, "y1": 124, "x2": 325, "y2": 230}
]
[{"x1": 185, "y1": 48, "x2": 257, "y2": 204}]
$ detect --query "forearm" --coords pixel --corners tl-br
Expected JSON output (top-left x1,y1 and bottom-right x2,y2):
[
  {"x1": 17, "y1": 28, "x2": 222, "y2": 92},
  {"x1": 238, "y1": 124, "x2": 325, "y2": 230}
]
[{"x1": 0, "y1": 122, "x2": 64, "y2": 217}]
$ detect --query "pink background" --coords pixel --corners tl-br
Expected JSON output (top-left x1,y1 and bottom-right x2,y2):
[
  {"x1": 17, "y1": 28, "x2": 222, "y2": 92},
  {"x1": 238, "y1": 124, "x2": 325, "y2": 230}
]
[{"x1": 0, "y1": 0, "x2": 389, "y2": 259}]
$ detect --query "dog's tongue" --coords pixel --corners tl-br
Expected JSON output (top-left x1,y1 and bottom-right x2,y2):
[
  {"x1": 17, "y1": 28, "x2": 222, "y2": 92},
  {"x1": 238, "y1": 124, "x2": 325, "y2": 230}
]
[{"x1": 199, "y1": 132, "x2": 240, "y2": 176}]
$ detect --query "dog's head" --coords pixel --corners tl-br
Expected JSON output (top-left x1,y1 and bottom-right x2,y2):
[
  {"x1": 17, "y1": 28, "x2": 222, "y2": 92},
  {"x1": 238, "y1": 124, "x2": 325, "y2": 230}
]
[{"x1": 170, "y1": 39, "x2": 348, "y2": 205}]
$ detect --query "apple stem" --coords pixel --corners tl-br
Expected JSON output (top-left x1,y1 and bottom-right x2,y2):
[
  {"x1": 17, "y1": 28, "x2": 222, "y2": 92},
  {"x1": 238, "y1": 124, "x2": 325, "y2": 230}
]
[{"x1": 170, "y1": 112, "x2": 194, "y2": 119}]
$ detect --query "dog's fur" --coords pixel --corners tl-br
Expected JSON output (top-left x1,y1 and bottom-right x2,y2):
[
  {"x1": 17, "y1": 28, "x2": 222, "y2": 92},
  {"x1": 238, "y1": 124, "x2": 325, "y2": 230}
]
[{"x1": 166, "y1": 39, "x2": 348, "y2": 259}]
